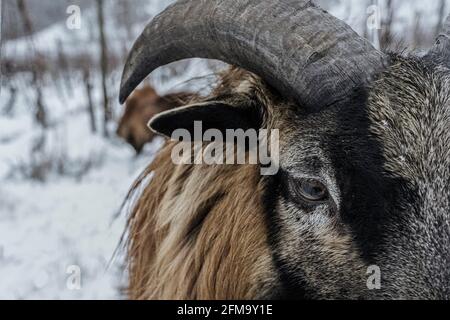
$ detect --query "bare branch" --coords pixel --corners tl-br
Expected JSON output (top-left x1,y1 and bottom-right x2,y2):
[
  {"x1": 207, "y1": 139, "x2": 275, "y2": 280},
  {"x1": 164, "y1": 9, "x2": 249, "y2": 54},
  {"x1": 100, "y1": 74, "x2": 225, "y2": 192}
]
[{"x1": 96, "y1": 0, "x2": 110, "y2": 138}]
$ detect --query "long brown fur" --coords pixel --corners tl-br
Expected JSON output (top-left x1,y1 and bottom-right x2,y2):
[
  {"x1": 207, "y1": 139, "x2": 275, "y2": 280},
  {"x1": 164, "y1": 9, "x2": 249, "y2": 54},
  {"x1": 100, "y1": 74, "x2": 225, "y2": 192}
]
[
  {"x1": 125, "y1": 69, "x2": 279, "y2": 300},
  {"x1": 127, "y1": 143, "x2": 275, "y2": 299}
]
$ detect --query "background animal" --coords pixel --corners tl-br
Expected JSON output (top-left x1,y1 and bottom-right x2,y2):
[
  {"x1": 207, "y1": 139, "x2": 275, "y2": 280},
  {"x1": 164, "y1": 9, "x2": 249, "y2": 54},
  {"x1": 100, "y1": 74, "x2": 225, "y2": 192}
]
[
  {"x1": 120, "y1": 0, "x2": 450, "y2": 299},
  {"x1": 116, "y1": 85, "x2": 195, "y2": 154}
]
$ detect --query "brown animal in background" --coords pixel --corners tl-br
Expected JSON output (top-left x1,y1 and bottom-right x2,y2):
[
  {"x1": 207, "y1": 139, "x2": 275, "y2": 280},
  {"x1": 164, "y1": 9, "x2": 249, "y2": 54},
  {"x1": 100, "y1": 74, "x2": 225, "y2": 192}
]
[{"x1": 116, "y1": 85, "x2": 195, "y2": 154}]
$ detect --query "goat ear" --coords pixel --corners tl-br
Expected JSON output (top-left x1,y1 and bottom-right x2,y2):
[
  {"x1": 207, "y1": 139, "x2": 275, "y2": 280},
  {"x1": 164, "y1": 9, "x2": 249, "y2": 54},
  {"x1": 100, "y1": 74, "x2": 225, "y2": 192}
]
[{"x1": 148, "y1": 101, "x2": 262, "y2": 139}]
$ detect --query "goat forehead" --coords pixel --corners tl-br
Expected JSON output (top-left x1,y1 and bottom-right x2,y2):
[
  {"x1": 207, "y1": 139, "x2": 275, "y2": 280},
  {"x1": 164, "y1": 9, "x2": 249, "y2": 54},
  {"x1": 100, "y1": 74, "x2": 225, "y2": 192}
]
[{"x1": 367, "y1": 62, "x2": 450, "y2": 187}]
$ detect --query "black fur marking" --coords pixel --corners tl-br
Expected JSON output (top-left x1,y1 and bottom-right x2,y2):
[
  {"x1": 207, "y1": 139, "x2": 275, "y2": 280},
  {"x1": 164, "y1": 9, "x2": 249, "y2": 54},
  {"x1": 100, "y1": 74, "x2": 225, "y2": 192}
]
[{"x1": 327, "y1": 87, "x2": 415, "y2": 265}]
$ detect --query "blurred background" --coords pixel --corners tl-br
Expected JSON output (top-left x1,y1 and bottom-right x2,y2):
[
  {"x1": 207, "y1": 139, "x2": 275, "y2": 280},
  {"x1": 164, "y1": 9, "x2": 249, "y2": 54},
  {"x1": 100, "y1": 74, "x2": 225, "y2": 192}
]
[{"x1": 0, "y1": 0, "x2": 448, "y2": 299}]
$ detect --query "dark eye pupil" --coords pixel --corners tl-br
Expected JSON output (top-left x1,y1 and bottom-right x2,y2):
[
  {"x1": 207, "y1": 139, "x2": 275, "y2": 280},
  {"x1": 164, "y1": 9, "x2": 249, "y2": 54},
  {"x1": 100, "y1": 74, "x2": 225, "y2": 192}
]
[{"x1": 300, "y1": 180, "x2": 327, "y2": 201}]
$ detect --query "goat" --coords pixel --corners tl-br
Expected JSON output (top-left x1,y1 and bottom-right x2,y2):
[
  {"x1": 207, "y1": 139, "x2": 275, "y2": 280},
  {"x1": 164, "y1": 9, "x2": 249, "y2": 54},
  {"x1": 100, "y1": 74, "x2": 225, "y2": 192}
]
[
  {"x1": 119, "y1": 0, "x2": 450, "y2": 299},
  {"x1": 116, "y1": 85, "x2": 195, "y2": 154}
]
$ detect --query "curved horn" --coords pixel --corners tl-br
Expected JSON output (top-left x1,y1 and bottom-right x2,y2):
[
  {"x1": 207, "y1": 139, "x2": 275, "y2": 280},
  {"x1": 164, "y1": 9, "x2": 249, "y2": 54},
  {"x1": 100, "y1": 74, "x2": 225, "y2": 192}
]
[
  {"x1": 119, "y1": 0, "x2": 386, "y2": 109},
  {"x1": 428, "y1": 13, "x2": 450, "y2": 67}
]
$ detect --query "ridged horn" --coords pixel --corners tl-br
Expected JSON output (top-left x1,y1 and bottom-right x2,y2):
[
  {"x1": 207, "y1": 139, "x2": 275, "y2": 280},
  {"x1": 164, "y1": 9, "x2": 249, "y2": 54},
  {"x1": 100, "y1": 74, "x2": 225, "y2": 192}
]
[{"x1": 119, "y1": 0, "x2": 387, "y2": 109}]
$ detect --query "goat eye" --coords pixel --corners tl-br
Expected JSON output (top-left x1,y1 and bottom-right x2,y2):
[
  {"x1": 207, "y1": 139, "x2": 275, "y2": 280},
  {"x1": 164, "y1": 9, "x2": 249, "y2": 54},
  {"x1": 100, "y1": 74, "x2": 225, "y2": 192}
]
[{"x1": 294, "y1": 179, "x2": 328, "y2": 203}]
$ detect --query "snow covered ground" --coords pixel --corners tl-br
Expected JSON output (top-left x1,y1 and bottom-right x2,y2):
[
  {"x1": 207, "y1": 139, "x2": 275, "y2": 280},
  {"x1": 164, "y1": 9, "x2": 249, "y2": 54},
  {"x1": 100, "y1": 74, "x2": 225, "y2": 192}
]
[
  {"x1": 0, "y1": 71, "x2": 166, "y2": 299},
  {"x1": 0, "y1": 0, "x2": 448, "y2": 300}
]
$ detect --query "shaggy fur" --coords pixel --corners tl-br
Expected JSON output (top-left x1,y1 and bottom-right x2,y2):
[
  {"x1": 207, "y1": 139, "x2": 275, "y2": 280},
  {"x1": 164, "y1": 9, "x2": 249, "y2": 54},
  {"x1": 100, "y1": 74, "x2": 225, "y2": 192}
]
[
  {"x1": 126, "y1": 143, "x2": 277, "y2": 299},
  {"x1": 126, "y1": 70, "x2": 280, "y2": 299}
]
